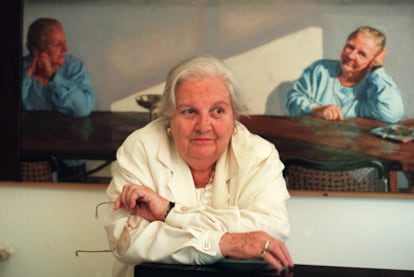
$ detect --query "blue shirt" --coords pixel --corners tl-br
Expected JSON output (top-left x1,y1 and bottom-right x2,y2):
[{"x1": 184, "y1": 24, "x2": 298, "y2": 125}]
[
  {"x1": 22, "y1": 54, "x2": 96, "y2": 118},
  {"x1": 22, "y1": 54, "x2": 96, "y2": 168},
  {"x1": 285, "y1": 59, "x2": 404, "y2": 123}
]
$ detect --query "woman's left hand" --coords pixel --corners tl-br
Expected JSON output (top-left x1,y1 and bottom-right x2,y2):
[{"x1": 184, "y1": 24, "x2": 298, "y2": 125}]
[
  {"x1": 219, "y1": 231, "x2": 294, "y2": 270},
  {"x1": 369, "y1": 48, "x2": 387, "y2": 71},
  {"x1": 114, "y1": 184, "x2": 170, "y2": 222}
]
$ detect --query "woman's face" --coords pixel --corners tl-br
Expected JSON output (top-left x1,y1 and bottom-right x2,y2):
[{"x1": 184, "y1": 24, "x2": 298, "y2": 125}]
[
  {"x1": 169, "y1": 76, "x2": 235, "y2": 168},
  {"x1": 340, "y1": 32, "x2": 380, "y2": 79},
  {"x1": 40, "y1": 26, "x2": 68, "y2": 71}
]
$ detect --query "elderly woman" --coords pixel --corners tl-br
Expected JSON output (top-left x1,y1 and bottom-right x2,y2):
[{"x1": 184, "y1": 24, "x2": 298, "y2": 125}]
[
  {"x1": 285, "y1": 26, "x2": 404, "y2": 123},
  {"x1": 22, "y1": 18, "x2": 96, "y2": 182},
  {"x1": 104, "y1": 56, "x2": 293, "y2": 276},
  {"x1": 23, "y1": 18, "x2": 96, "y2": 117}
]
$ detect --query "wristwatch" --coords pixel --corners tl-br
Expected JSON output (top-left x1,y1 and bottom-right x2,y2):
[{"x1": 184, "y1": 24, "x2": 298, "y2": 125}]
[{"x1": 164, "y1": 201, "x2": 175, "y2": 219}]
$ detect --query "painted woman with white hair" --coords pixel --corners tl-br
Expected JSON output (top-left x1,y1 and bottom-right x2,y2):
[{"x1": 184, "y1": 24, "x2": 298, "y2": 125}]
[{"x1": 286, "y1": 26, "x2": 404, "y2": 123}]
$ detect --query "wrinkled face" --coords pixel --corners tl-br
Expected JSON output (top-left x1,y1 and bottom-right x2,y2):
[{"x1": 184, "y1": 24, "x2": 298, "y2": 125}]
[
  {"x1": 40, "y1": 26, "x2": 67, "y2": 71},
  {"x1": 340, "y1": 33, "x2": 380, "y2": 78},
  {"x1": 169, "y1": 76, "x2": 235, "y2": 168}
]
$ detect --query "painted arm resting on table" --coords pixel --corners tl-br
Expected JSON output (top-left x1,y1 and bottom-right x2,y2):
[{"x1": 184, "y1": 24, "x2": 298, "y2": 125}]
[
  {"x1": 22, "y1": 55, "x2": 96, "y2": 117},
  {"x1": 355, "y1": 67, "x2": 404, "y2": 123}
]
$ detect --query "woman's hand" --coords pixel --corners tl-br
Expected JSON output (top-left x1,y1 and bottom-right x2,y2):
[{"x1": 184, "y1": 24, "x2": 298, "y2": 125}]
[
  {"x1": 26, "y1": 54, "x2": 39, "y2": 77},
  {"x1": 369, "y1": 47, "x2": 387, "y2": 71},
  {"x1": 311, "y1": 105, "x2": 344, "y2": 121},
  {"x1": 219, "y1": 231, "x2": 294, "y2": 270},
  {"x1": 114, "y1": 184, "x2": 170, "y2": 222},
  {"x1": 27, "y1": 52, "x2": 54, "y2": 79}
]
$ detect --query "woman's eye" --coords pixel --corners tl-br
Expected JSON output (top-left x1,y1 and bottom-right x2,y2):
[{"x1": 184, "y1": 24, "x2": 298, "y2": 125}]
[
  {"x1": 214, "y1": 107, "x2": 224, "y2": 114},
  {"x1": 51, "y1": 42, "x2": 65, "y2": 49},
  {"x1": 345, "y1": 45, "x2": 354, "y2": 51},
  {"x1": 212, "y1": 107, "x2": 225, "y2": 117},
  {"x1": 357, "y1": 51, "x2": 365, "y2": 57},
  {"x1": 182, "y1": 108, "x2": 195, "y2": 115}
]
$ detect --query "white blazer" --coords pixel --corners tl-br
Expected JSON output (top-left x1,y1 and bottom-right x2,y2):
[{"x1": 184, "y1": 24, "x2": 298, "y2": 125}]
[{"x1": 104, "y1": 118, "x2": 290, "y2": 277}]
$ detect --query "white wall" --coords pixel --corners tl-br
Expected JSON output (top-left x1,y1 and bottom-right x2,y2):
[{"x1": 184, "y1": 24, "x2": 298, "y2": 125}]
[
  {"x1": 287, "y1": 195, "x2": 414, "y2": 270},
  {"x1": 1, "y1": 183, "x2": 413, "y2": 276},
  {"x1": 0, "y1": 184, "x2": 113, "y2": 277}
]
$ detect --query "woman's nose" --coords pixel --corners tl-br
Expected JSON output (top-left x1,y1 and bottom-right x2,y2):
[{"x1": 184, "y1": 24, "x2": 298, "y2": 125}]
[
  {"x1": 348, "y1": 50, "x2": 357, "y2": 60},
  {"x1": 196, "y1": 115, "x2": 212, "y2": 132}
]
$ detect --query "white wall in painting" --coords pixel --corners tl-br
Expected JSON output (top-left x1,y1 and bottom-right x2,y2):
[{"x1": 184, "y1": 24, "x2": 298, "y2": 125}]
[{"x1": 110, "y1": 27, "x2": 322, "y2": 115}]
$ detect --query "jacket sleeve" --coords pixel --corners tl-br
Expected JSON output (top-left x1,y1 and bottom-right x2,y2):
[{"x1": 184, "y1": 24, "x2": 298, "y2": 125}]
[
  {"x1": 285, "y1": 62, "x2": 321, "y2": 116},
  {"x1": 356, "y1": 67, "x2": 404, "y2": 123},
  {"x1": 48, "y1": 57, "x2": 96, "y2": 117}
]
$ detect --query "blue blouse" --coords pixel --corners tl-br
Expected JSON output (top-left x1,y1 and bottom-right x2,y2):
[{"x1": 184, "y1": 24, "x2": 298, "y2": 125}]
[
  {"x1": 285, "y1": 59, "x2": 404, "y2": 123},
  {"x1": 22, "y1": 54, "x2": 96, "y2": 167},
  {"x1": 22, "y1": 54, "x2": 96, "y2": 118}
]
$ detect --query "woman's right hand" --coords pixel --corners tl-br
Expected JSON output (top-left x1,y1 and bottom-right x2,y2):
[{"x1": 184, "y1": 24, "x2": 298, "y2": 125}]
[
  {"x1": 311, "y1": 104, "x2": 344, "y2": 121},
  {"x1": 27, "y1": 52, "x2": 54, "y2": 79},
  {"x1": 114, "y1": 184, "x2": 170, "y2": 222},
  {"x1": 26, "y1": 54, "x2": 39, "y2": 77},
  {"x1": 219, "y1": 231, "x2": 294, "y2": 270}
]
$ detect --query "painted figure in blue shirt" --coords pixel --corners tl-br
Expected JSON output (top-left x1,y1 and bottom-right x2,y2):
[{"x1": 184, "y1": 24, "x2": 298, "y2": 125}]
[
  {"x1": 22, "y1": 18, "x2": 96, "y2": 118},
  {"x1": 22, "y1": 18, "x2": 96, "y2": 181},
  {"x1": 285, "y1": 26, "x2": 404, "y2": 123}
]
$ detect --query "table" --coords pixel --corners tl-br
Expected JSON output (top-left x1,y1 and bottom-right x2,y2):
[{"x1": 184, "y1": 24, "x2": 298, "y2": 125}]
[
  {"x1": 22, "y1": 111, "x2": 150, "y2": 161},
  {"x1": 239, "y1": 115, "x2": 414, "y2": 192},
  {"x1": 134, "y1": 262, "x2": 414, "y2": 277},
  {"x1": 239, "y1": 115, "x2": 414, "y2": 172},
  {"x1": 22, "y1": 112, "x2": 414, "y2": 190}
]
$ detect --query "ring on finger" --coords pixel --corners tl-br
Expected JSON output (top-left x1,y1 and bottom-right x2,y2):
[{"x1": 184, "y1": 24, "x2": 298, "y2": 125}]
[{"x1": 259, "y1": 240, "x2": 270, "y2": 259}]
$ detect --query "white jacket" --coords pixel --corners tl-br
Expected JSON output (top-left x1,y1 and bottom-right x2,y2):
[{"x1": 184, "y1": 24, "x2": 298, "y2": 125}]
[{"x1": 104, "y1": 118, "x2": 290, "y2": 277}]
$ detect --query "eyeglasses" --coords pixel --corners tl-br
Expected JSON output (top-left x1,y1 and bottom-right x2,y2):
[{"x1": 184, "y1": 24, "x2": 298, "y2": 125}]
[
  {"x1": 75, "y1": 201, "x2": 138, "y2": 257},
  {"x1": 75, "y1": 201, "x2": 115, "y2": 256}
]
